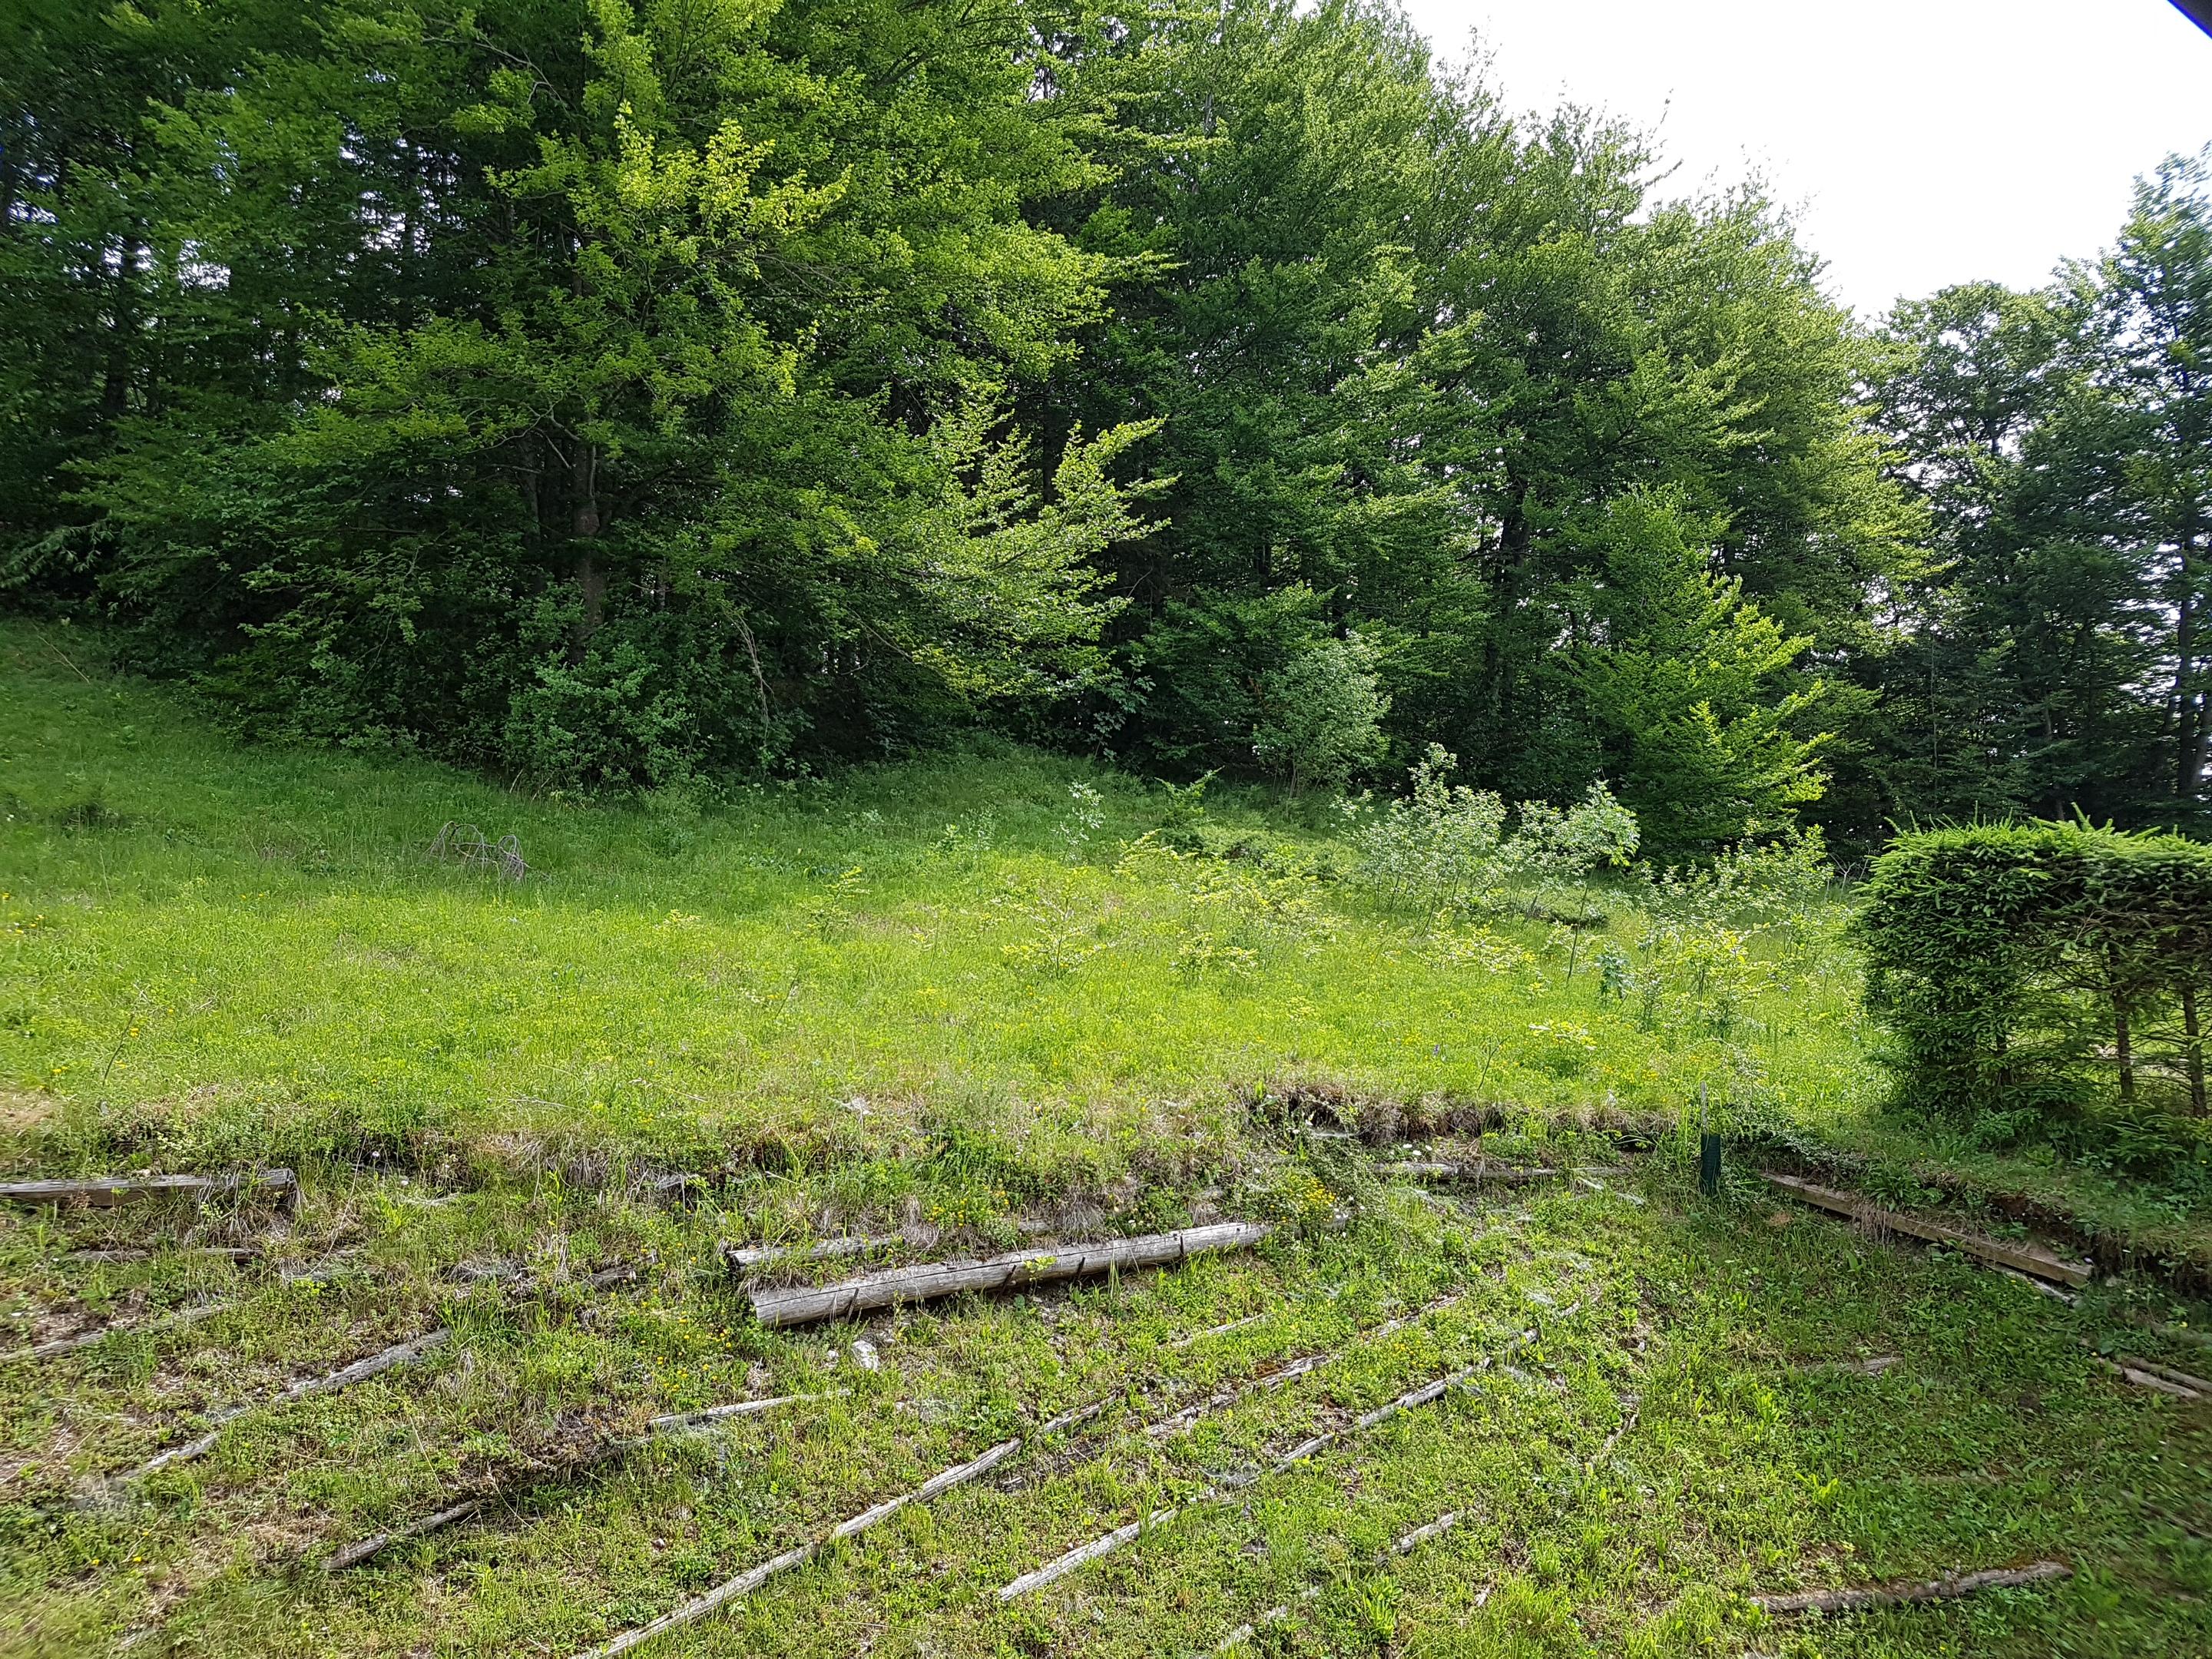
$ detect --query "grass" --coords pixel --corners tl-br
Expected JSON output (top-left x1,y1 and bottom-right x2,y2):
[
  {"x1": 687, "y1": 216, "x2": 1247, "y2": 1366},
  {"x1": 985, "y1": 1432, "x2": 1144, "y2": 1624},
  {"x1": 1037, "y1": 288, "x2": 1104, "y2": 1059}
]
[
  {"x1": 0, "y1": 624, "x2": 1876, "y2": 1167},
  {"x1": 2, "y1": 619, "x2": 2210, "y2": 1656}
]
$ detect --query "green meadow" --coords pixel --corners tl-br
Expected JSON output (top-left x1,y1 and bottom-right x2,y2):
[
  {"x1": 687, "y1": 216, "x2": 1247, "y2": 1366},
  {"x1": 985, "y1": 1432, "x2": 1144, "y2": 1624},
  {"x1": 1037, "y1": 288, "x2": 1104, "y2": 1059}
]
[{"x1": 3, "y1": 625, "x2": 2209, "y2": 1657}]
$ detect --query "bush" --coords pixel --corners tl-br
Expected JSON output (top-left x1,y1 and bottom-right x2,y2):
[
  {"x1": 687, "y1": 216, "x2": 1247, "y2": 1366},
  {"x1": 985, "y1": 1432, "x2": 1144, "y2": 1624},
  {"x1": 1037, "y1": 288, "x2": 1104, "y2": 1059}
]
[
  {"x1": 1855, "y1": 821, "x2": 2212, "y2": 1121},
  {"x1": 1344, "y1": 746, "x2": 1638, "y2": 917},
  {"x1": 1251, "y1": 631, "x2": 1390, "y2": 797}
]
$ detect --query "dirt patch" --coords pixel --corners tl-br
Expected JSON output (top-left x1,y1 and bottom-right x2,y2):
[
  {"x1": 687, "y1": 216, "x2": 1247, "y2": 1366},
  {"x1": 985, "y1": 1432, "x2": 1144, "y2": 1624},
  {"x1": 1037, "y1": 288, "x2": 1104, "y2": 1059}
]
[
  {"x1": 0, "y1": 1088, "x2": 59, "y2": 1137},
  {"x1": 1260, "y1": 1079, "x2": 1667, "y2": 1150}
]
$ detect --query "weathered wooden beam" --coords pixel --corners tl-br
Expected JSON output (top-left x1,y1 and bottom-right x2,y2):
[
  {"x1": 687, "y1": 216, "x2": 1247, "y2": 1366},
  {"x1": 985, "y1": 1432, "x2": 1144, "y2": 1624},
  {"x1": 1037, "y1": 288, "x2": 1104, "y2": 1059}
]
[
  {"x1": 1752, "y1": 1560, "x2": 2071, "y2": 1616},
  {"x1": 328, "y1": 1389, "x2": 842, "y2": 1572},
  {"x1": 997, "y1": 1359, "x2": 1485, "y2": 1601},
  {"x1": 743, "y1": 1223, "x2": 1272, "y2": 1330},
  {"x1": 2096, "y1": 1356, "x2": 2209, "y2": 1400},
  {"x1": 124, "y1": 1330, "x2": 452, "y2": 1480},
  {"x1": 324, "y1": 1500, "x2": 484, "y2": 1574},
  {"x1": 0, "y1": 1169, "x2": 297, "y2": 1210},
  {"x1": 1760, "y1": 1172, "x2": 2091, "y2": 1287}
]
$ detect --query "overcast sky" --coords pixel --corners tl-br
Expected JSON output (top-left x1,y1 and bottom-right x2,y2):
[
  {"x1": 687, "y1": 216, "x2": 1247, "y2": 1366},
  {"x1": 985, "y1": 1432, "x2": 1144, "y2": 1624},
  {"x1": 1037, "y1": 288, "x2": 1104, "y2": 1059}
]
[{"x1": 1396, "y1": 0, "x2": 2212, "y2": 320}]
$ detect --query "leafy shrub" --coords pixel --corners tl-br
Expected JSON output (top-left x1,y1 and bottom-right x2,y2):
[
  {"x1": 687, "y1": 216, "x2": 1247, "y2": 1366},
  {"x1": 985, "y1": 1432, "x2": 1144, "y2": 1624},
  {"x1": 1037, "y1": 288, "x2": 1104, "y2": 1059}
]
[
  {"x1": 993, "y1": 886, "x2": 1114, "y2": 976},
  {"x1": 1055, "y1": 780, "x2": 1106, "y2": 861},
  {"x1": 1344, "y1": 746, "x2": 1638, "y2": 917},
  {"x1": 1250, "y1": 631, "x2": 1390, "y2": 796}
]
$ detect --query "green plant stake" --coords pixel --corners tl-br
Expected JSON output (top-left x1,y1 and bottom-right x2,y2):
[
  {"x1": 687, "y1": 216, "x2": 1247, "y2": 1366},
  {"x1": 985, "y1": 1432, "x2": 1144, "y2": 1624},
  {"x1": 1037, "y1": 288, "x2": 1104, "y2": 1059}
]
[{"x1": 1698, "y1": 1083, "x2": 1721, "y2": 1196}]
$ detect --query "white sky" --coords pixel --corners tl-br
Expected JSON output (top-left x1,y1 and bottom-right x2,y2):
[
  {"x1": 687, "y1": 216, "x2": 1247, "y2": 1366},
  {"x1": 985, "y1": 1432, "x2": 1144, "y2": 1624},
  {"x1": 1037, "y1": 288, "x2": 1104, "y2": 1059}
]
[{"x1": 1397, "y1": 0, "x2": 2212, "y2": 320}]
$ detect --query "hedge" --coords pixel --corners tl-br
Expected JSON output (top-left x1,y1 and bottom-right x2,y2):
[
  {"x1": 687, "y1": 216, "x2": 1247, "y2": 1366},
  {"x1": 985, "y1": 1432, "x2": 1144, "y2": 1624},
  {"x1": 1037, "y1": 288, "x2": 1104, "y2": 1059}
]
[{"x1": 1855, "y1": 823, "x2": 2212, "y2": 1118}]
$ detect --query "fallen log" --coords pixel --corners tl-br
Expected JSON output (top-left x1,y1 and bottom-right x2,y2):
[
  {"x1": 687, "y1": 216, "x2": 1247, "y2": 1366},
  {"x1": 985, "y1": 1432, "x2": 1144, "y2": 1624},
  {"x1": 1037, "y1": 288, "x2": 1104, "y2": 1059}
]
[
  {"x1": 998, "y1": 1356, "x2": 1491, "y2": 1601},
  {"x1": 1378, "y1": 1162, "x2": 1560, "y2": 1185},
  {"x1": 324, "y1": 1499, "x2": 483, "y2": 1573},
  {"x1": 744, "y1": 1223, "x2": 1272, "y2": 1330},
  {"x1": 1149, "y1": 1292, "x2": 1463, "y2": 1438},
  {"x1": 338, "y1": 1385, "x2": 1048, "y2": 1578},
  {"x1": 1215, "y1": 1502, "x2": 1482, "y2": 1650},
  {"x1": 8, "y1": 1299, "x2": 231, "y2": 1364},
  {"x1": 65, "y1": 1246, "x2": 258, "y2": 1265},
  {"x1": 2118, "y1": 1356, "x2": 2212, "y2": 1397},
  {"x1": 1170, "y1": 1310, "x2": 1270, "y2": 1349},
  {"x1": 1586, "y1": 1396, "x2": 1641, "y2": 1470},
  {"x1": 0, "y1": 1169, "x2": 297, "y2": 1211},
  {"x1": 1799, "y1": 1355, "x2": 1902, "y2": 1379},
  {"x1": 1759, "y1": 1173, "x2": 2092, "y2": 1288},
  {"x1": 571, "y1": 1409, "x2": 1088, "y2": 1657},
  {"x1": 2096, "y1": 1357, "x2": 2208, "y2": 1400},
  {"x1": 720, "y1": 1233, "x2": 903, "y2": 1273},
  {"x1": 1997, "y1": 1266, "x2": 2078, "y2": 1305},
  {"x1": 124, "y1": 1330, "x2": 452, "y2": 1481},
  {"x1": 1752, "y1": 1560, "x2": 2071, "y2": 1616},
  {"x1": 647, "y1": 1390, "x2": 845, "y2": 1435}
]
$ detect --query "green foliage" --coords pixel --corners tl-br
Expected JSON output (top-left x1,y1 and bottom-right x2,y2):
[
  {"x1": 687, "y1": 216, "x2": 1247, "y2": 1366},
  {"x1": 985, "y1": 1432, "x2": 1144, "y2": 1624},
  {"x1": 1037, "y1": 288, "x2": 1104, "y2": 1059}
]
[
  {"x1": 1250, "y1": 630, "x2": 1390, "y2": 796},
  {"x1": 1346, "y1": 747, "x2": 1638, "y2": 919},
  {"x1": 1867, "y1": 150, "x2": 2212, "y2": 834},
  {"x1": 1856, "y1": 822, "x2": 2212, "y2": 1131},
  {"x1": 7, "y1": 0, "x2": 1155, "y2": 786},
  {"x1": 1563, "y1": 492, "x2": 1833, "y2": 855},
  {"x1": 7, "y1": 2, "x2": 2207, "y2": 859}
]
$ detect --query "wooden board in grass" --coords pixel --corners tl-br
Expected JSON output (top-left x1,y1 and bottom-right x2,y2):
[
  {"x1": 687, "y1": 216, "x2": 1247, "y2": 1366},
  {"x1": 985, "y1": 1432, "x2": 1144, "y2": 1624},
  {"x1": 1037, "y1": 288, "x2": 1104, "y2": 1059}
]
[
  {"x1": 0, "y1": 1168, "x2": 298, "y2": 1210},
  {"x1": 1760, "y1": 1172, "x2": 2091, "y2": 1287},
  {"x1": 740, "y1": 1222, "x2": 1273, "y2": 1329},
  {"x1": 1376, "y1": 1161, "x2": 1561, "y2": 1184}
]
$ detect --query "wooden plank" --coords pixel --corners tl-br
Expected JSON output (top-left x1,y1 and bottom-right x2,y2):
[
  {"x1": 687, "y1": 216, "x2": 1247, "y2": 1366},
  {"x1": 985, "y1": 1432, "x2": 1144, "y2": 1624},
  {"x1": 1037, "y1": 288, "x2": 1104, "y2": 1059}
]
[
  {"x1": 744, "y1": 1223, "x2": 1273, "y2": 1330},
  {"x1": 124, "y1": 1330, "x2": 453, "y2": 1481},
  {"x1": 0, "y1": 1169, "x2": 296, "y2": 1210},
  {"x1": 324, "y1": 1499, "x2": 482, "y2": 1573},
  {"x1": 9, "y1": 1299, "x2": 230, "y2": 1364},
  {"x1": 1759, "y1": 1172, "x2": 2091, "y2": 1287}
]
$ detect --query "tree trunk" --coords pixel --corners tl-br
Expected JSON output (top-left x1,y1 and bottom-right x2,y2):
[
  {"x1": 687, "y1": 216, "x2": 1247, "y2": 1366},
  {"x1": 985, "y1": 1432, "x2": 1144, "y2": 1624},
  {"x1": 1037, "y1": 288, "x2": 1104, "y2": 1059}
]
[
  {"x1": 101, "y1": 231, "x2": 141, "y2": 422},
  {"x1": 2113, "y1": 997, "x2": 2136, "y2": 1101},
  {"x1": 2176, "y1": 518, "x2": 2207, "y2": 806},
  {"x1": 572, "y1": 438, "x2": 603, "y2": 651},
  {"x1": 2184, "y1": 986, "x2": 2207, "y2": 1116},
  {"x1": 0, "y1": 127, "x2": 18, "y2": 233}
]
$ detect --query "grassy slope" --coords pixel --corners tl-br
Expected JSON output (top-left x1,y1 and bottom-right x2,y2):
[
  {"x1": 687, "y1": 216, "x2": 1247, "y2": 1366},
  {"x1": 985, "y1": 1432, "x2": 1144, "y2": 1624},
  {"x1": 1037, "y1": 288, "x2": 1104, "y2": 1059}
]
[
  {"x1": 2, "y1": 623, "x2": 2209, "y2": 1656},
  {"x1": 0, "y1": 622, "x2": 2202, "y2": 1262}
]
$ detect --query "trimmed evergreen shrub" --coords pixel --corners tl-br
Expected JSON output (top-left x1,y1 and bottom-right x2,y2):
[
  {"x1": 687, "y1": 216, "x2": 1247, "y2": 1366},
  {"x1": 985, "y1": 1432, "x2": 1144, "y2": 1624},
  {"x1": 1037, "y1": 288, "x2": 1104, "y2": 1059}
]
[{"x1": 1856, "y1": 823, "x2": 2212, "y2": 1121}]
